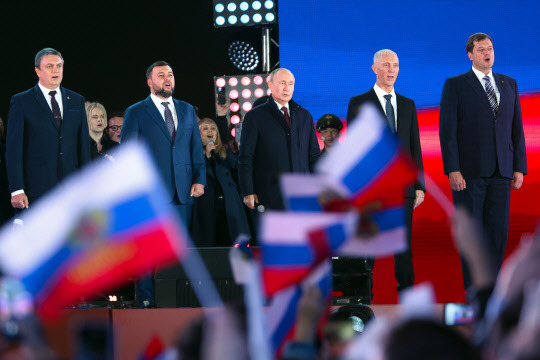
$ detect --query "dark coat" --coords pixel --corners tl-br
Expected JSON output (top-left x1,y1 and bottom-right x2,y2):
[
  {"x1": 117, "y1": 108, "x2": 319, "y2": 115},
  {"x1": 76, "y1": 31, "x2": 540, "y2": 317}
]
[
  {"x1": 239, "y1": 97, "x2": 321, "y2": 209},
  {"x1": 190, "y1": 149, "x2": 250, "y2": 247},
  {"x1": 439, "y1": 70, "x2": 527, "y2": 179},
  {"x1": 6, "y1": 84, "x2": 91, "y2": 202},
  {"x1": 0, "y1": 144, "x2": 14, "y2": 225},
  {"x1": 347, "y1": 88, "x2": 425, "y2": 198},
  {"x1": 121, "y1": 96, "x2": 206, "y2": 204},
  {"x1": 90, "y1": 133, "x2": 117, "y2": 160}
]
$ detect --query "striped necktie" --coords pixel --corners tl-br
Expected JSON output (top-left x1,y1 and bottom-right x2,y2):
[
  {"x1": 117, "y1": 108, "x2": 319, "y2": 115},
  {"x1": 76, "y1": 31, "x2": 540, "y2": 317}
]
[{"x1": 483, "y1": 76, "x2": 498, "y2": 115}]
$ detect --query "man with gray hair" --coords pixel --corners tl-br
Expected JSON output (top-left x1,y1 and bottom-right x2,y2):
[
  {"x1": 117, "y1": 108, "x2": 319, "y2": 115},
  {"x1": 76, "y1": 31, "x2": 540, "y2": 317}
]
[
  {"x1": 239, "y1": 68, "x2": 320, "y2": 210},
  {"x1": 346, "y1": 49, "x2": 425, "y2": 300},
  {"x1": 6, "y1": 48, "x2": 90, "y2": 212}
]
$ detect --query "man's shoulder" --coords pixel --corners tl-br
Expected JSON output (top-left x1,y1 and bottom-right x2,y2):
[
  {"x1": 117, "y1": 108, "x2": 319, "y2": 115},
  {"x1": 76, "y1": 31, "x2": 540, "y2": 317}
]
[
  {"x1": 444, "y1": 71, "x2": 472, "y2": 84},
  {"x1": 349, "y1": 89, "x2": 375, "y2": 104},
  {"x1": 173, "y1": 98, "x2": 195, "y2": 111},
  {"x1": 395, "y1": 92, "x2": 414, "y2": 104},
  {"x1": 61, "y1": 87, "x2": 85, "y2": 100},
  {"x1": 11, "y1": 86, "x2": 37, "y2": 101},
  {"x1": 126, "y1": 98, "x2": 150, "y2": 113},
  {"x1": 494, "y1": 72, "x2": 516, "y2": 84}
]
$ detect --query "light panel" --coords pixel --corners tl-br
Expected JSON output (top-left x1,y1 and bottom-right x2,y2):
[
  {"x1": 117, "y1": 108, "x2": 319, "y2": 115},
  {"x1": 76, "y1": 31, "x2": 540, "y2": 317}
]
[{"x1": 213, "y1": 0, "x2": 277, "y2": 27}]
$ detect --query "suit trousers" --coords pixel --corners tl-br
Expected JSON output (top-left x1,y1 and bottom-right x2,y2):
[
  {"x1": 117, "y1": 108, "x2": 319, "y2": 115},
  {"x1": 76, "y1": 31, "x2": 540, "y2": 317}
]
[{"x1": 452, "y1": 173, "x2": 511, "y2": 290}]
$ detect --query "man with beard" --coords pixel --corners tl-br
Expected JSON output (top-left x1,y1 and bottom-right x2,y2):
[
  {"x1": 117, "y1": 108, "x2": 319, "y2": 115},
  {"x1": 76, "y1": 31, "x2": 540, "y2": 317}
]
[{"x1": 122, "y1": 61, "x2": 205, "y2": 307}]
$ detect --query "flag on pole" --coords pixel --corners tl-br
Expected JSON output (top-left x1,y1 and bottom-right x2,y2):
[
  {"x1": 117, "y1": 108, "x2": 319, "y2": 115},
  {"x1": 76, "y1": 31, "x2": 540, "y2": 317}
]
[{"x1": 0, "y1": 142, "x2": 188, "y2": 320}]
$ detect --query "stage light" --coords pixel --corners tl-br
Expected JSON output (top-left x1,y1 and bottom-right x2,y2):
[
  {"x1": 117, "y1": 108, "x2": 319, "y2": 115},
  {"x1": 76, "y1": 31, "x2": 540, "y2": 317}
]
[
  {"x1": 229, "y1": 89, "x2": 239, "y2": 99},
  {"x1": 108, "y1": 295, "x2": 118, "y2": 302},
  {"x1": 231, "y1": 127, "x2": 236, "y2": 137},
  {"x1": 230, "y1": 102, "x2": 240, "y2": 112},
  {"x1": 242, "y1": 102, "x2": 253, "y2": 111},
  {"x1": 228, "y1": 41, "x2": 260, "y2": 71},
  {"x1": 242, "y1": 89, "x2": 252, "y2": 98},
  {"x1": 241, "y1": 76, "x2": 251, "y2": 86},
  {"x1": 254, "y1": 75, "x2": 263, "y2": 85},
  {"x1": 216, "y1": 78, "x2": 226, "y2": 87},
  {"x1": 229, "y1": 77, "x2": 238, "y2": 86},
  {"x1": 213, "y1": 0, "x2": 277, "y2": 27},
  {"x1": 254, "y1": 88, "x2": 264, "y2": 97},
  {"x1": 231, "y1": 115, "x2": 241, "y2": 124}
]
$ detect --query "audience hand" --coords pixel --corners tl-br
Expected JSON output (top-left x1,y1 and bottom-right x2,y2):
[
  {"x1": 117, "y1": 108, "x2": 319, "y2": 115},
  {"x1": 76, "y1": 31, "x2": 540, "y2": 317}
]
[{"x1": 413, "y1": 190, "x2": 425, "y2": 209}]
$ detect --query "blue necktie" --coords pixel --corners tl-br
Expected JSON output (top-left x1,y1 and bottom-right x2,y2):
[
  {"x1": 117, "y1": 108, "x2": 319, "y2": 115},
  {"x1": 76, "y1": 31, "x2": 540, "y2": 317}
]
[
  {"x1": 162, "y1": 102, "x2": 176, "y2": 140},
  {"x1": 383, "y1": 94, "x2": 396, "y2": 133},
  {"x1": 483, "y1": 76, "x2": 498, "y2": 115}
]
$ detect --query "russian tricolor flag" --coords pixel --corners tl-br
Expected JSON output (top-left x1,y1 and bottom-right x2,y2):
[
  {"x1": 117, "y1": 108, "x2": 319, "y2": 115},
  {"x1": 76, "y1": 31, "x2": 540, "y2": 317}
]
[
  {"x1": 0, "y1": 143, "x2": 187, "y2": 319},
  {"x1": 316, "y1": 103, "x2": 418, "y2": 209}
]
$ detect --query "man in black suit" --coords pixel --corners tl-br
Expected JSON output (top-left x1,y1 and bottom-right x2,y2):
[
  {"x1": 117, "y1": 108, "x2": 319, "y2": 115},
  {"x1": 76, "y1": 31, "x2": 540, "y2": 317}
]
[
  {"x1": 347, "y1": 49, "x2": 425, "y2": 297},
  {"x1": 439, "y1": 33, "x2": 527, "y2": 290},
  {"x1": 6, "y1": 48, "x2": 90, "y2": 213},
  {"x1": 239, "y1": 68, "x2": 320, "y2": 211}
]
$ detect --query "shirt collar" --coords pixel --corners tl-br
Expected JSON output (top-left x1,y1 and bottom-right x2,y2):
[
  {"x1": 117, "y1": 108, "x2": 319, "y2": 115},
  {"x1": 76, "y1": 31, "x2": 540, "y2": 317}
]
[
  {"x1": 373, "y1": 83, "x2": 396, "y2": 98},
  {"x1": 150, "y1": 93, "x2": 173, "y2": 108},
  {"x1": 472, "y1": 66, "x2": 494, "y2": 83},
  {"x1": 38, "y1": 82, "x2": 60, "y2": 97},
  {"x1": 274, "y1": 100, "x2": 289, "y2": 113}
]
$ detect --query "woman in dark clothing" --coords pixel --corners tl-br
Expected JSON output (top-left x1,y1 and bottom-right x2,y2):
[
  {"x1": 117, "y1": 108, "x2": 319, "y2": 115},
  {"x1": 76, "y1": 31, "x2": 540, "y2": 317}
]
[
  {"x1": 86, "y1": 102, "x2": 115, "y2": 160},
  {"x1": 190, "y1": 118, "x2": 250, "y2": 247}
]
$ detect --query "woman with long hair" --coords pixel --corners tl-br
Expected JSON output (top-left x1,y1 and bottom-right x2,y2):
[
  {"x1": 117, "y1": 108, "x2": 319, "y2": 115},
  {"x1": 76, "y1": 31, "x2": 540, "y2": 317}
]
[
  {"x1": 190, "y1": 118, "x2": 250, "y2": 247},
  {"x1": 86, "y1": 102, "x2": 115, "y2": 160}
]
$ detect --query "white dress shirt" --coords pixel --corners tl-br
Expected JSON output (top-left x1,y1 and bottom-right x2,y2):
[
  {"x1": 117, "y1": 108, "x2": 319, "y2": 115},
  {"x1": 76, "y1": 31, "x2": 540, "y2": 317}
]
[
  {"x1": 150, "y1": 93, "x2": 178, "y2": 130},
  {"x1": 275, "y1": 100, "x2": 290, "y2": 118},
  {"x1": 472, "y1": 66, "x2": 500, "y2": 103},
  {"x1": 373, "y1": 84, "x2": 397, "y2": 130}
]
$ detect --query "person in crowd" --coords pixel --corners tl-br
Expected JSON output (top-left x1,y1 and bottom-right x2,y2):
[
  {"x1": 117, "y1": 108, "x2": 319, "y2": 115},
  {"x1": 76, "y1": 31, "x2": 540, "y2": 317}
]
[
  {"x1": 86, "y1": 102, "x2": 115, "y2": 160},
  {"x1": 239, "y1": 68, "x2": 320, "y2": 211},
  {"x1": 0, "y1": 117, "x2": 13, "y2": 226},
  {"x1": 121, "y1": 60, "x2": 205, "y2": 308},
  {"x1": 439, "y1": 33, "x2": 527, "y2": 291},
  {"x1": 6, "y1": 48, "x2": 90, "y2": 212},
  {"x1": 190, "y1": 118, "x2": 250, "y2": 247},
  {"x1": 316, "y1": 114, "x2": 343, "y2": 156},
  {"x1": 106, "y1": 111, "x2": 124, "y2": 144},
  {"x1": 346, "y1": 49, "x2": 425, "y2": 299}
]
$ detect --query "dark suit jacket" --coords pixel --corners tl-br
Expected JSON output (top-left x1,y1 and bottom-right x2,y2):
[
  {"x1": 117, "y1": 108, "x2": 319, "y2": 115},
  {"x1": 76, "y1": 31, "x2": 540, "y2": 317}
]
[
  {"x1": 239, "y1": 96, "x2": 321, "y2": 209},
  {"x1": 347, "y1": 88, "x2": 425, "y2": 198},
  {"x1": 6, "y1": 84, "x2": 91, "y2": 202},
  {"x1": 439, "y1": 70, "x2": 527, "y2": 179},
  {"x1": 121, "y1": 96, "x2": 206, "y2": 204}
]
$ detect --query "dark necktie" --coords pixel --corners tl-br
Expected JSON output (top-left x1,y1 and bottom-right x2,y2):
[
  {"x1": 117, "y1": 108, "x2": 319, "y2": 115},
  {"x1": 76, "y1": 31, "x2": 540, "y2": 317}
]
[
  {"x1": 281, "y1": 106, "x2": 290, "y2": 127},
  {"x1": 483, "y1": 75, "x2": 498, "y2": 115},
  {"x1": 49, "y1": 90, "x2": 62, "y2": 128},
  {"x1": 383, "y1": 94, "x2": 396, "y2": 133},
  {"x1": 162, "y1": 102, "x2": 176, "y2": 140}
]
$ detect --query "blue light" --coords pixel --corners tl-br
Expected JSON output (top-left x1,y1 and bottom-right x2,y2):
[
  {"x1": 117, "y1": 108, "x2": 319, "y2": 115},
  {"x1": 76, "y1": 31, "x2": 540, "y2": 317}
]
[
  {"x1": 215, "y1": 3, "x2": 225, "y2": 12},
  {"x1": 264, "y1": 0, "x2": 274, "y2": 9},
  {"x1": 252, "y1": 1, "x2": 262, "y2": 10},
  {"x1": 216, "y1": 16, "x2": 226, "y2": 26},
  {"x1": 239, "y1": 2, "x2": 249, "y2": 11},
  {"x1": 227, "y1": 2, "x2": 237, "y2": 11},
  {"x1": 253, "y1": 13, "x2": 262, "y2": 22},
  {"x1": 265, "y1": 13, "x2": 275, "y2": 22},
  {"x1": 240, "y1": 14, "x2": 250, "y2": 23},
  {"x1": 228, "y1": 15, "x2": 238, "y2": 24}
]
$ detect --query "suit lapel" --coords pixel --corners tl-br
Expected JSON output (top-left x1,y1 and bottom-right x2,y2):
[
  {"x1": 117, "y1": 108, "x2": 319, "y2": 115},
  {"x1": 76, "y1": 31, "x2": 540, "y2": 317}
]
[
  {"x1": 367, "y1": 88, "x2": 386, "y2": 116},
  {"x1": 172, "y1": 99, "x2": 186, "y2": 144},
  {"x1": 143, "y1": 96, "x2": 173, "y2": 142},
  {"x1": 266, "y1": 99, "x2": 290, "y2": 133},
  {"x1": 493, "y1": 72, "x2": 504, "y2": 114},
  {"x1": 32, "y1": 85, "x2": 59, "y2": 131},
  {"x1": 464, "y1": 70, "x2": 492, "y2": 111},
  {"x1": 395, "y1": 93, "x2": 408, "y2": 136}
]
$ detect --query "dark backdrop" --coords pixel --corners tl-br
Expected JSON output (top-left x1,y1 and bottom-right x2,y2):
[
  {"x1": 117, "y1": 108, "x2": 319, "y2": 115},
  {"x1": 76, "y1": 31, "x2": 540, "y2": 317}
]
[{"x1": 0, "y1": 1, "x2": 278, "y2": 122}]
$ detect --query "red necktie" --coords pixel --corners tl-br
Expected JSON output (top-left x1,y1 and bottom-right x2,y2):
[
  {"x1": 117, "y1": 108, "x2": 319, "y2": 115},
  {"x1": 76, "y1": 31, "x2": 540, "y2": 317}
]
[{"x1": 281, "y1": 106, "x2": 290, "y2": 127}]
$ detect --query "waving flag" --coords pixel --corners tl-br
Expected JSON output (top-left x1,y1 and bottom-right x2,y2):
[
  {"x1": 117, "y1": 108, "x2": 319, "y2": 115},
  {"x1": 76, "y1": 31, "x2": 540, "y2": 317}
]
[
  {"x1": 316, "y1": 103, "x2": 418, "y2": 209},
  {"x1": 0, "y1": 142, "x2": 187, "y2": 320}
]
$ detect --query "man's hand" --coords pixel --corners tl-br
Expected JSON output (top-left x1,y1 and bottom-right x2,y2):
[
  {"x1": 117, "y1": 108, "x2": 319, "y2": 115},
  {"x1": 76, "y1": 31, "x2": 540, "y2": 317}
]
[
  {"x1": 511, "y1": 172, "x2": 524, "y2": 190},
  {"x1": 190, "y1": 184, "x2": 205, "y2": 197},
  {"x1": 413, "y1": 190, "x2": 425, "y2": 209},
  {"x1": 449, "y1": 171, "x2": 466, "y2": 191},
  {"x1": 243, "y1": 194, "x2": 258, "y2": 209},
  {"x1": 11, "y1": 193, "x2": 29, "y2": 209}
]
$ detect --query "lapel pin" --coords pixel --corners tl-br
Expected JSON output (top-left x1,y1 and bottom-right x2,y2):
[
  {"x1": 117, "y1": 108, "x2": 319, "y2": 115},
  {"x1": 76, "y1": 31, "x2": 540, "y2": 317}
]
[{"x1": 67, "y1": 96, "x2": 70, "y2": 100}]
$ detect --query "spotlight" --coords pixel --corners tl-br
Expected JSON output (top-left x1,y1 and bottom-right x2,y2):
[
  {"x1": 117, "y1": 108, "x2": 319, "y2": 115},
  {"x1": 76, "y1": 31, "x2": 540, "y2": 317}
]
[
  {"x1": 213, "y1": 0, "x2": 278, "y2": 27},
  {"x1": 242, "y1": 102, "x2": 253, "y2": 111},
  {"x1": 228, "y1": 41, "x2": 260, "y2": 72},
  {"x1": 231, "y1": 115, "x2": 241, "y2": 124},
  {"x1": 230, "y1": 102, "x2": 240, "y2": 112}
]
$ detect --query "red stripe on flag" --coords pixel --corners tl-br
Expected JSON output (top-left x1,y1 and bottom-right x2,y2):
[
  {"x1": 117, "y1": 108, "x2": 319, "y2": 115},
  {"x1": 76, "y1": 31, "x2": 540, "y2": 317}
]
[
  {"x1": 37, "y1": 217, "x2": 184, "y2": 320},
  {"x1": 263, "y1": 268, "x2": 310, "y2": 296},
  {"x1": 308, "y1": 228, "x2": 332, "y2": 265}
]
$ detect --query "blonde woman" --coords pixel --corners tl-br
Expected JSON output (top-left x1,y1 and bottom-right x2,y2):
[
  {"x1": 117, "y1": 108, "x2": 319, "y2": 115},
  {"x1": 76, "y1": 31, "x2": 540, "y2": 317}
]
[
  {"x1": 86, "y1": 102, "x2": 115, "y2": 160},
  {"x1": 190, "y1": 118, "x2": 250, "y2": 247}
]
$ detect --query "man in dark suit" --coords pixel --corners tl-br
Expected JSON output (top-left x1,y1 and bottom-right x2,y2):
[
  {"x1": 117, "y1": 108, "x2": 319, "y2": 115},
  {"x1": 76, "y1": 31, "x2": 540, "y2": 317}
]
[
  {"x1": 239, "y1": 68, "x2": 320, "y2": 211},
  {"x1": 439, "y1": 33, "x2": 527, "y2": 290},
  {"x1": 121, "y1": 61, "x2": 205, "y2": 307},
  {"x1": 6, "y1": 48, "x2": 90, "y2": 214},
  {"x1": 347, "y1": 49, "x2": 425, "y2": 297}
]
